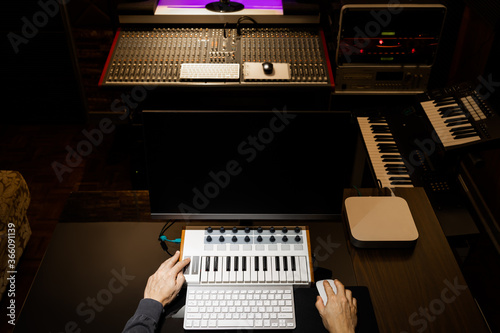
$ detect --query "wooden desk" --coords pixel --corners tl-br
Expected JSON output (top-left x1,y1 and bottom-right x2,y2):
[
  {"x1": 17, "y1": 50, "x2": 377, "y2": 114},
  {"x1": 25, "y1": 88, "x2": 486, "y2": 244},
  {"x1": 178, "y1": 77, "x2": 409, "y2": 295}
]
[
  {"x1": 15, "y1": 189, "x2": 489, "y2": 332},
  {"x1": 13, "y1": 220, "x2": 360, "y2": 333},
  {"x1": 343, "y1": 188, "x2": 489, "y2": 332}
]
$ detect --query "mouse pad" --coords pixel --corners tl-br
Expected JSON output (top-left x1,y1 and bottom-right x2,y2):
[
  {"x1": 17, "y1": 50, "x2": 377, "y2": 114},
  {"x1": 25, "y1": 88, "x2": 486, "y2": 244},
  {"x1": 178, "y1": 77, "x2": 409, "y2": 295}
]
[
  {"x1": 162, "y1": 286, "x2": 379, "y2": 333},
  {"x1": 294, "y1": 286, "x2": 379, "y2": 333}
]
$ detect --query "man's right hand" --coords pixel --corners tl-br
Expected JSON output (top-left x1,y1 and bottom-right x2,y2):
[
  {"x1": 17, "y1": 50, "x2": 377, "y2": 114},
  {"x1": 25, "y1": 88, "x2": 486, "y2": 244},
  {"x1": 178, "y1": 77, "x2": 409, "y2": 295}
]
[{"x1": 315, "y1": 279, "x2": 357, "y2": 333}]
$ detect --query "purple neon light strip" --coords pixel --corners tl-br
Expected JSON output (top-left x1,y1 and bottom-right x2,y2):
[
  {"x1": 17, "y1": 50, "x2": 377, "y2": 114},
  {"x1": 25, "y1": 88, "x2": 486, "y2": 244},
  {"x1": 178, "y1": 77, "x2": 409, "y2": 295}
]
[{"x1": 157, "y1": 0, "x2": 283, "y2": 10}]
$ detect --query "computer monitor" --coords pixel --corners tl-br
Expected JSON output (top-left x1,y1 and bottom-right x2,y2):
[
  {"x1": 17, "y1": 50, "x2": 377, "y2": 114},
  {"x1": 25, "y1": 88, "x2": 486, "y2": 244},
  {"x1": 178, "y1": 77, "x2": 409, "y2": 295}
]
[{"x1": 142, "y1": 110, "x2": 356, "y2": 221}]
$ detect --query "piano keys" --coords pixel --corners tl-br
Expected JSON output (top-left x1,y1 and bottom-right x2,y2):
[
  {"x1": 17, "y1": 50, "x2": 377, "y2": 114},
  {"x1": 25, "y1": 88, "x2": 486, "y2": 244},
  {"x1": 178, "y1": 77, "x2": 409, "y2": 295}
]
[
  {"x1": 418, "y1": 81, "x2": 500, "y2": 150},
  {"x1": 357, "y1": 117, "x2": 413, "y2": 188},
  {"x1": 181, "y1": 226, "x2": 314, "y2": 286},
  {"x1": 420, "y1": 98, "x2": 481, "y2": 147},
  {"x1": 196, "y1": 255, "x2": 309, "y2": 284}
]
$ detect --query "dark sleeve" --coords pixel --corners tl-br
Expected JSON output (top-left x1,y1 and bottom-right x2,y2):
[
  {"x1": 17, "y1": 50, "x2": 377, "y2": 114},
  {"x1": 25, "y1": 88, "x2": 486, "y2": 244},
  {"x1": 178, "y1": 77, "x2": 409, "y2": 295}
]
[{"x1": 122, "y1": 298, "x2": 164, "y2": 333}]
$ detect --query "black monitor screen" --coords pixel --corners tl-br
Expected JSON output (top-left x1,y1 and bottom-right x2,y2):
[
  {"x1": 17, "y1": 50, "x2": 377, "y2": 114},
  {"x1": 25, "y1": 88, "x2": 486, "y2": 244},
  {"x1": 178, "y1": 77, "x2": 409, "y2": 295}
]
[{"x1": 142, "y1": 110, "x2": 356, "y2": 220}]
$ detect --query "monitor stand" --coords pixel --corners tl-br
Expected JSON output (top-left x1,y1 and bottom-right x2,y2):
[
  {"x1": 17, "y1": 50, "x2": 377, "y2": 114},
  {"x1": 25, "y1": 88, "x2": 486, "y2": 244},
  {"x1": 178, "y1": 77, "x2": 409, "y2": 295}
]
[{"x1": 205, "y1": 0, "x2": 244, "y2": 12}]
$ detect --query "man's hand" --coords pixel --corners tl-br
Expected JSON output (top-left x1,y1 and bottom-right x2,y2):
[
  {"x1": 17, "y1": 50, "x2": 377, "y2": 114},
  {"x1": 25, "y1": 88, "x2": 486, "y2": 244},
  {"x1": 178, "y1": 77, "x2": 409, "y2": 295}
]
[
  {"x1": 315, "y1": 279, "x2": 357, "y2": 333},
  {"x1": 144, "y1": 251, "x2": 191, "y2": 307}
]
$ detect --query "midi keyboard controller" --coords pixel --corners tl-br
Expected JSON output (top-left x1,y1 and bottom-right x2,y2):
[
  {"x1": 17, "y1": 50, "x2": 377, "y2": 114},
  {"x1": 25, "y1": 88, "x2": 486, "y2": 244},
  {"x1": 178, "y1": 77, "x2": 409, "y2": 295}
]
[{"x1": 99, "y1": 27, "x2": 333, "y2": 87}]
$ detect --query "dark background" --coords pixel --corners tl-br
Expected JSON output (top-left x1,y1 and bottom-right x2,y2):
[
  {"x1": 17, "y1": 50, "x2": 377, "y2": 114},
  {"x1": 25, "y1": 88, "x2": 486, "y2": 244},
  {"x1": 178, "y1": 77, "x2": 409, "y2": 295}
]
[{"x1": 1, "y1": 0, "x2": 500, "y2": 332}]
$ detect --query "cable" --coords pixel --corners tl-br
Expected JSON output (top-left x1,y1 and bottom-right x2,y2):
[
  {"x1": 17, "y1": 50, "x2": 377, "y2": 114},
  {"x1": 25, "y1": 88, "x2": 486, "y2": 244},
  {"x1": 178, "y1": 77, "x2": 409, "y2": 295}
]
[
  {"x1": 236, "y1": 16, "x2": 257, "y2": 35},
  {"x1": 376, "y1": 179, "x2": 385, "y2": 196},
  {"x1": 387, "y1": 187, "x2": 396, "y2": 197},
  {"x1": 159, "y1": 235, "x2": 182, "y2": 243},
  {"x1": 158, "y1": 220, "x2": 177, "y2": 256},
  {"x1": 353, "y1": 185, "x2": 362, "y2": 196}
]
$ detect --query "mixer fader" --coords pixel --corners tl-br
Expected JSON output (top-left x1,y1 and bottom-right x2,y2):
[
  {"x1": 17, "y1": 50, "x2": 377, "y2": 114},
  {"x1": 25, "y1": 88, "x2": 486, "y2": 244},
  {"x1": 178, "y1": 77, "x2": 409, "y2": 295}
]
[{"x1": 99, "y1": 27, "x2": 333, "y2": 87}]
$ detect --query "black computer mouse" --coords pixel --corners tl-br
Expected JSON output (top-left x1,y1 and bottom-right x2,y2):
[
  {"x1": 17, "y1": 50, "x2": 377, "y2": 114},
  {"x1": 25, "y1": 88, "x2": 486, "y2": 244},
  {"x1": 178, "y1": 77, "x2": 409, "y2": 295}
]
[{"x1": 262, "y1": 62, "x2": 273, "y2": 74}]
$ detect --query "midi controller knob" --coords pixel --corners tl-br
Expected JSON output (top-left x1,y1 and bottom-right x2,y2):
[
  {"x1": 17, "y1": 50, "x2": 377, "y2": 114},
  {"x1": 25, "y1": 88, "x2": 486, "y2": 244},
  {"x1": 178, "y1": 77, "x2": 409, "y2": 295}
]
[
  {"x1": 182, "y1": 225, "x2": 313, "y2": 286},
  {"x1": 270, "y1": 226, "x2": 275, "y2": 233},
  {"x1": 207, "y1": 227, "x2": 213, "y2": 233},
  {"x1": 282, "y1": 227, "x2": 288, "y2": 233},
  {"x1": 232, "y1": 227, "x2": 238, "y2": 233}
]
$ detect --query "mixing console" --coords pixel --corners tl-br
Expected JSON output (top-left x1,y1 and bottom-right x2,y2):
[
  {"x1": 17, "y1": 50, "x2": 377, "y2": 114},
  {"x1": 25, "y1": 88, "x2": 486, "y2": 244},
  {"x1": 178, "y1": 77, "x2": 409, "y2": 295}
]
[{"x1": 99, "y1": 27, "x2": 332, "y2": 86}]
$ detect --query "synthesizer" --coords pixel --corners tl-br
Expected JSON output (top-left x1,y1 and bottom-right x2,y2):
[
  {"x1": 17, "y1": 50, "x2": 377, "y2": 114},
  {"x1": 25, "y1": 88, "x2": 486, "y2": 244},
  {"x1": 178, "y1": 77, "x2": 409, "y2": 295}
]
[
  {"x1": 180, "y1": 226, "x2": 314, "y2": 285},
  {"x1": 357, "y1": 116, "x2": 414, "y2": 188},
  {"x1": 99, "y1": 27, "x2": 333, "y2": 87},
  {"x1": 356, "y1": 104, "x2": 455, "y2": 191},
  {"x1": 355, "y1": 107, "x2": 483, "y2": 237},
  {"x1": 180, "y1": 226, "x2": 311, "y2": 330},
  {"x1": 417, "y1": 81, "x2": 500, "y2": 151}
]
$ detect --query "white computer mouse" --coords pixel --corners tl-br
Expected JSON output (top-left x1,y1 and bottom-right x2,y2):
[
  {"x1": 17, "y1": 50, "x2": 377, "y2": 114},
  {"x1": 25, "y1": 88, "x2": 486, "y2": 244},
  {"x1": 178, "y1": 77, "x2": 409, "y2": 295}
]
[{"x1": 316, "y1": 279, "x2": 338, "y2": 305}]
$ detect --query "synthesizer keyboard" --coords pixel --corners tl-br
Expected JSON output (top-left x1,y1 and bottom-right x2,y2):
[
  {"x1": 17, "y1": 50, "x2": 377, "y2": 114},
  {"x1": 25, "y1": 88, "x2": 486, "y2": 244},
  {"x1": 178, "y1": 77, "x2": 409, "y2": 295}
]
[
  {"x1": 417, "y1": 81, "x2": 500, "y2": 150},
  {"x1": 180, "y1": 226, "x2": 312, "y2": 330},
  {"x1": 357, "y1": 117, "x2": 413, "y2": 188},
  {"x1": 180, "y1": 226, "x2": 313, "y2": 285},
  {"x1": 355, "y1": 106, "x2": 484, "y2": 237}
]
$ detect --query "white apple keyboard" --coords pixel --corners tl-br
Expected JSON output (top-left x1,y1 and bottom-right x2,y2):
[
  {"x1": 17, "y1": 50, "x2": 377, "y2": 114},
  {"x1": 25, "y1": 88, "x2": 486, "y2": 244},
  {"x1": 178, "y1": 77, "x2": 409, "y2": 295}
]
[
  {"x1": 316, "y1": 279, "x2": 337, "y2": 305},
  {"x1": 184, "y1": 284, "x2": 296, "y2": 329}
]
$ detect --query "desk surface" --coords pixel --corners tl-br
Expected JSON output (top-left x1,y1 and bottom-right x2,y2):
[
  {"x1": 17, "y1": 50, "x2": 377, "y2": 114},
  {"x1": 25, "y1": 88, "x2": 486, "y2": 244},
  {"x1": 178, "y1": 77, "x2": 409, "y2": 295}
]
[
  {"x1": 14, "y1": 220, "x2": 355, "y2": 333},
  {"x1": 14, "y1": 188, "x2": 488, "y2": 332},
  {"x1": 343, "y1": 188, "x2": 489, "y2": 332}
]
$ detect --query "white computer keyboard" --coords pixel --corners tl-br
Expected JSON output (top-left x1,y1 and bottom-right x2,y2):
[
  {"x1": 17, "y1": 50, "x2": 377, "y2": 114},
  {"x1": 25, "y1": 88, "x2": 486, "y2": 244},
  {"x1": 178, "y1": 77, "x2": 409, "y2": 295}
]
[
  {"x1": 184, "y1": 284, "x2": 296, "y2": 330},
  {"x1": 179, "y1": 63, "x2": 240, "y2": 80}
]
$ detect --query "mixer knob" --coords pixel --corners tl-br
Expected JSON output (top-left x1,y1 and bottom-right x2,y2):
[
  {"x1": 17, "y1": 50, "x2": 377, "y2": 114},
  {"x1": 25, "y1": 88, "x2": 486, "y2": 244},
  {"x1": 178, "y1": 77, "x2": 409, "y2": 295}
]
[
  {"x1": 257, "y1": 235, "x2": 263, "y2": 242},
  {"x1": 257, "y1": 227, "x2": 263, "y2": 233},
  {"x1": 206, "y1": 235, "x2": 212, "y2": 242},
  {"x1": 282, "y1": 236, "x2": 288, "y2": 242},
  {"x1": 207, "y1": 226, "x2": 213, "y2": 233},
  {"x1": 244, "y1": 227, "x2": 251, "y2": 233},
  {"x1": 232, "y1": 227, "x2": 238, "y2": 233},
  {"x1": 270, "y1": 236, "x2": 276, "y2": 242},
  {"x1": 219, "y1": 235, "x2": 225, "y2": 242},
  {"x1": 232, "y1": 236, "x2": 237, "y2": 242},
  {"x1": 270, "y1": 226, "x2": 275, "y2": 233},
  {"x1": 282, "y1": 227, "x2": 288, "y2": 233},
  {"x1": 295, "y1": 235, "x2": 301, "y2": 242},
  {"x1": 294, "y1": 226, "x2": 301, "y2": 233},
  {"x1": 245, "y1": 235, "x2": 251, "y2": 242},
  {"x1": 220, "y1": 227, "x2": 225, "y2": 233}
]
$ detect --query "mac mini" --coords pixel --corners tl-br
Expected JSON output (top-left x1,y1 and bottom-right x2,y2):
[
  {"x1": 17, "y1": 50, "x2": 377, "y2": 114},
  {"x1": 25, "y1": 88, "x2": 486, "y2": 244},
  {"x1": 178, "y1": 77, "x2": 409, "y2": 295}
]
[{"x1": 345, "y1": 196, "x2": 419, "y2": 248}]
